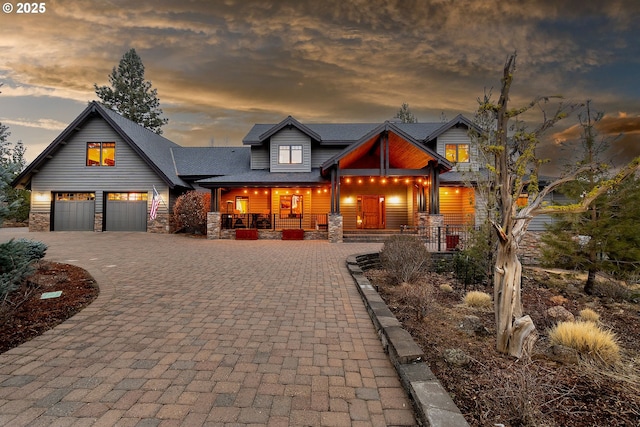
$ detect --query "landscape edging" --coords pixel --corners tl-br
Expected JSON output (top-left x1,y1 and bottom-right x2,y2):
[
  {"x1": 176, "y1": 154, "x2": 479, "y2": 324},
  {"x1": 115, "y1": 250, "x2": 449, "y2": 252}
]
[{"x1": 347, "y1": 253, "x2": 469, "y2": 427}]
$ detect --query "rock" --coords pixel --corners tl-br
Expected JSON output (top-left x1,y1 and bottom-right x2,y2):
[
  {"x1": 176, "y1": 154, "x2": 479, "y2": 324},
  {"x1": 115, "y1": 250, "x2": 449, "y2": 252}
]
[
  {"x1": 546, "y1": 305, "x2": 575, "y2": 323},
  {"x1": 459, "y1": 315, "x2": 490, "y2": 336},
  {"x1": 545, "y1": 344, "x2": 579, "y2": 364},
  {"x1": 443, "y1": 348, "x2": 470, "y2": 366}
]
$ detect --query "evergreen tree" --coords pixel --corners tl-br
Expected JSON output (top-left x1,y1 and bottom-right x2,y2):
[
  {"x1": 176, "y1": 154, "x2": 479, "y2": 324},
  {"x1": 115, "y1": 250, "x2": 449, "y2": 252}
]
[
  {"x1": 542, "y1": 176, "x2": 640, "y2": 287},
  {"x1": 94, "y1": 48, "x2": 169, "y2": 134},
  {"x1": 394, "y1": 102, "x2": 417, "y2": 123},
  {"x1": 0, "y1": 84, "x2": 30, "y2": 224}
]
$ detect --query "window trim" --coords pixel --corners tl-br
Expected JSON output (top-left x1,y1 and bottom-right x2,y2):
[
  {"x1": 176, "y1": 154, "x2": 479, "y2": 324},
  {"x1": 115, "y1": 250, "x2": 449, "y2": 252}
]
[
  {"x1": 445, "y1": 143, "x2": 470, "y2": 163},
  {"x1": 86, "y1": 142, "x2": 116, "y2": 167},
  {"x1": 278, "y1": 144, "x2": 303, "y2": 165}
]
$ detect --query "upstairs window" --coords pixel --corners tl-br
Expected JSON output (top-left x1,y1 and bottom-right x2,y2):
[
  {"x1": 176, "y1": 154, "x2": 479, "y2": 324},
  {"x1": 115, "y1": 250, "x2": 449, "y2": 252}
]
[
  {"x1": 445, "y1": 144, "x2": 470, "y2": 163},
  {"x1": 278, "y1": 145, "x2": 303, "y2": 164},
  {"x1": 87, "y1": 142, "x2": 116, "y2": 166}
]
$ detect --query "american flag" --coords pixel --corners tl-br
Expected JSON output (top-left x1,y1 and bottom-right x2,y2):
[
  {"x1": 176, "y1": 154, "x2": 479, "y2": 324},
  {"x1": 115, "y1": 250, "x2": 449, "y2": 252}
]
[{"x1": 150, "y1": 187, "x2": 161, "y2": 220}]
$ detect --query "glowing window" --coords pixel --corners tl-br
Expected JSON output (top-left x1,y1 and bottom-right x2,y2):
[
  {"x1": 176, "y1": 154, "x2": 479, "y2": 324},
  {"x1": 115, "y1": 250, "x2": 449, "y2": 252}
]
[
  {"x1": 445, "y1": 144, "x2": 470, "y2": 163},
  {"x1": 86, "y1": 142, "x2": 116, "y2": 166}
]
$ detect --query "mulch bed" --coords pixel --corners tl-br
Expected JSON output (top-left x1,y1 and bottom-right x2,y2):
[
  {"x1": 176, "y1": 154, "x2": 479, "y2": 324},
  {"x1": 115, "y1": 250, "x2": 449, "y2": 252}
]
[
  {"x1": 0, "y1": 261, "x2": 99, "y2": 354},
  {"x1": 366, "y1": 268, "x2": 640, "y2": 426}
]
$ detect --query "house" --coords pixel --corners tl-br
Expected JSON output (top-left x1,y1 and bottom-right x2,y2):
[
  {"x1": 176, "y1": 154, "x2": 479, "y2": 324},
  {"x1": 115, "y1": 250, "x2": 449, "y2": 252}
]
[{"x1": 13, "y1": 101, "x2": 485, "y2": 242}]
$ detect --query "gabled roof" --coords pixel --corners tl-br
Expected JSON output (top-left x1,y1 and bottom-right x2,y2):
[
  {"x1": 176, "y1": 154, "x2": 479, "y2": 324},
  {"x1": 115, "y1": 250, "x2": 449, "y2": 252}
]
[
  {"x1": 243, "y1": 115, "x2": 476, "y2": 147},
  {"x1": 13, "y1": 101, "x2": 190, "y2": 189},
  {"x1": 244, "y1": 116, "x2": 322, "y2": 145},
  {"x1": 320, "y1": 121, "x2": 453, "y2": 171},
  {"x1": 423, "y1": 114, "x2": 479, "y2": 141}
]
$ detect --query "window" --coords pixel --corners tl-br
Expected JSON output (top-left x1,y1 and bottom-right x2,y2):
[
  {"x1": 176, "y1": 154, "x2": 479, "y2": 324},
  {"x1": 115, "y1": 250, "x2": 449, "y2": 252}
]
[
  {"x1": 280, "y1": 195, "x2": 303, "y2": 218},
  {"x1": 235, "y1": 196, "x2": 249, "y2": 213},
  {"x1": 56, "y1": 193, "x2": 95, "y2": 201},
  {"x1": 87, "y1": 142, "x2": 116, "y2": 166},
  {"x1": 445, "y1": 144, "x2": 470, "y2": 163},
  {"x1": 107, "y1": 193, "x2": 148, "y2": 201},
  {"x1": 278, "y1": 145, "x2": 303, "y2": 164}
]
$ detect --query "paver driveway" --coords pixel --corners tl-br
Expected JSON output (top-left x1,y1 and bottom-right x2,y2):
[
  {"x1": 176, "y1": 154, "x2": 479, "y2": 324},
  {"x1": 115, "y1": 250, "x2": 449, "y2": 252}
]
[{"x1": 0, "y1": 229, "x2": 417, "y2": 426}]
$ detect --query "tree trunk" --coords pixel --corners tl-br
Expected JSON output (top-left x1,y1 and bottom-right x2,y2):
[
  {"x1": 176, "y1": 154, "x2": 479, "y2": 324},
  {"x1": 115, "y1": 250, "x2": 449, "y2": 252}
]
[
  {"x1": 584, "y1": 267, "x2": 597, "y2": 295},
  {"x1": 494, "y1": 238, "x2": 537, "y2": 358}
]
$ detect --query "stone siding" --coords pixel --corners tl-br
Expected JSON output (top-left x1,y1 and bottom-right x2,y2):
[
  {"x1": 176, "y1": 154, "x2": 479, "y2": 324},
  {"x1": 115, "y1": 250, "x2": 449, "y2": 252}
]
[
  {"x1": 206, "y1": 212, "x2": 221, "y2": 239},
  {"x1": 519, "y1": 231, "x2": 543, "y2": 265},
  {"x1": 148, "y1": 213, "x2": 170, "y2": 233},
  {"x1": 29, "y1": 213, "x2": 50, "y2": 232},
  {"x1": 328, "y1": 214, "x2": 343, "y2": 243}
]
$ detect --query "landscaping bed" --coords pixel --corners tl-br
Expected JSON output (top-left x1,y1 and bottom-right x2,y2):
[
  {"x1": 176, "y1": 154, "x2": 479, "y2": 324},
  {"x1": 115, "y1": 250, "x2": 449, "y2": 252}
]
[
  {"x1": 365, "y1": 267, "x2": 640, "y2": 426},
  {"x1": 0, "y1": 261, "x2": 99, "y2": 354}
]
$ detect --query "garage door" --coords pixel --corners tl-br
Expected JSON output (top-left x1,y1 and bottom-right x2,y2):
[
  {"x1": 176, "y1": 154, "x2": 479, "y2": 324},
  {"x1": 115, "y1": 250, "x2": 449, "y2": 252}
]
[
  {"x1": 105, "y1": 192, "x2": 148, "y2": 231},
  {"x1": 53, "y1": 193, "x2": 95, "y2": 231}
]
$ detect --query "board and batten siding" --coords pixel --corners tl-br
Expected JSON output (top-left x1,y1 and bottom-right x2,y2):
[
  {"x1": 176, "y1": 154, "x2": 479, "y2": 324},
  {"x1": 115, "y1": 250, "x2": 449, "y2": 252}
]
[
  {"x1": 30, "y1": 117, "x2": 170, "y2": 216},
  {"x1": 436, "y1": 128, "x2": 479, "y2": 172},
  {"x1": 270, "y1": 128, "x2": 311, "y2": 172}
]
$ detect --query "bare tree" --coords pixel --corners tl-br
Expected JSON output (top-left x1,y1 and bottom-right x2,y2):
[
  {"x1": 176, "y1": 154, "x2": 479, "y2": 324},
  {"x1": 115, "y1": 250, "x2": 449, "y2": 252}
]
[{"x1": 479, "y1": 53, "x2": 640, "y2": 357}]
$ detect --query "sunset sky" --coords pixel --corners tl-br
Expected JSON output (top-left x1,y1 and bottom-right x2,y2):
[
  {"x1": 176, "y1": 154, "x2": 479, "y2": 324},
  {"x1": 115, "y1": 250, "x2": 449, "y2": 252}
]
[{"x1": 1, "y1": 0, "x2": 639, "y2": 170}]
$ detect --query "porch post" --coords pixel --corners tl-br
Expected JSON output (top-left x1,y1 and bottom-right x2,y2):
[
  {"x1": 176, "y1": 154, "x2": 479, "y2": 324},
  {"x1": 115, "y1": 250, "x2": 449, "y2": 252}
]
[
  {"x1": 336, "y1": 165, "x2": 341, "y2": 214},
  {"x1": 330, "y1": 168, "x2": 336, "y2": 214},
  {"x1": 429, "y1": 162, "x2": 440, "y2": 214}
]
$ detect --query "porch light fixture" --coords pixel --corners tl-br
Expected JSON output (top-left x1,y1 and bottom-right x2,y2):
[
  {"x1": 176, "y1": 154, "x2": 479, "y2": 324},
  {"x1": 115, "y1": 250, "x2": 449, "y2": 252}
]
[
  {"x1": 357, "y1": 179, "x2": 363, "y2": 184},
  {"x1": 35, "y1": 192, "x2": 50, "y2": 202},
  {"x1": 388, "y1": 196, "x2": 400, "y2": 204},
  {"x1": 345, "y1": 178, "x2": 351, "y2": 184}
]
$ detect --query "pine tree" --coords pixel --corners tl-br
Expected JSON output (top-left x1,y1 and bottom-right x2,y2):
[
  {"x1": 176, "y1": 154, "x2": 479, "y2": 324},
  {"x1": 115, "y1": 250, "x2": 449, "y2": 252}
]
[
  {"x1": 94, "y1": 48, "x2": 168, "y2": 134},
  {"x1": 394, "y1": 103, "x2": 417, "y2": 123}
]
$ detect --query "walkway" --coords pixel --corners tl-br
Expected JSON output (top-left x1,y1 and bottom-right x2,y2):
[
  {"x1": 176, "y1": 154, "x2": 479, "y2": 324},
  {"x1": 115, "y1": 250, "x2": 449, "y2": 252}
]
[{"x1": 0, "y1": 229, "x2": 416, "y2": 426}]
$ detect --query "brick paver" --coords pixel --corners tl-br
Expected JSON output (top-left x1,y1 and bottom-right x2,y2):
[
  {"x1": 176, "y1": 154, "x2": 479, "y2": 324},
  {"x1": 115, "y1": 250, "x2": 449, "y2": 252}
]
[{"x1": 0, "y1": 229, "x2": 416, "y2": 425}]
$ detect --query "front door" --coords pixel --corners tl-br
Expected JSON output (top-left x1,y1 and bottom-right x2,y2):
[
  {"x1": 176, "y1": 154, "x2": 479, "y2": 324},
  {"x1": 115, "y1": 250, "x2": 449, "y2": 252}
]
[{"x1": 358, "y1": 195, "x2": 385, "y2": 229}]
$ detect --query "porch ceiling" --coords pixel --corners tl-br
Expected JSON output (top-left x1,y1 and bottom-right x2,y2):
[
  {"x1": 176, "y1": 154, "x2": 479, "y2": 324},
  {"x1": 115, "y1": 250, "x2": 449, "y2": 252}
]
[{"x1": 338, "y1": 131, "x2": 437, "y2": 171}]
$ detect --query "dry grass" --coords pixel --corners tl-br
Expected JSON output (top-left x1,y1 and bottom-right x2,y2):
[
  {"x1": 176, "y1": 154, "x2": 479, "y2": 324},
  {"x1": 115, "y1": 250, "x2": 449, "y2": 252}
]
[
  {"x1": 549, "y1": 320, "x2": 621, "y2": 365},
  {"x1": 463, "y1": 290, "x2": 492, "y2": 308},
  {"x1": 579, "y1": 308, "x2": 600, "y2": 323},
  {"x1": 439, "y1": 283, "x2": 454, "y2": 293}
]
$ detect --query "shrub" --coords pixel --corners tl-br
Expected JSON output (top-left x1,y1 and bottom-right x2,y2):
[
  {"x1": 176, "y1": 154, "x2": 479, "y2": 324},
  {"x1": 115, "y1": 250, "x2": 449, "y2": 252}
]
[
  {"x1": 579, "y1": 308, "x2": 600, "y2": 323},
  {"x1": 548, "y1": 320, "x2": 620, "y2": 365},
  {"x1": 379, "y1": 235, "x2": 429, "y2": 284},
  {"x1": 463, "y1": 290, "x2": 492, "y2": 308},
  {"x1": 0, "y1": 239, "x2": 48, "y2": 300},
  {"x1": 439, "y1": 283, "x2": 454, "y2": 293},
  {"x1": 173, "y1": 191, "x2": 211, "y2": 234}
]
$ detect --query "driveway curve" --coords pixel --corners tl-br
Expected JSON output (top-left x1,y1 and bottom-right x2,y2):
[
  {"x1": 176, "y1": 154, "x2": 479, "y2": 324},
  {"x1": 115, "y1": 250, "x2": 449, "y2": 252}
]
[{"x1": 0, "y1": 229, "x2": 416, "y2": 426}]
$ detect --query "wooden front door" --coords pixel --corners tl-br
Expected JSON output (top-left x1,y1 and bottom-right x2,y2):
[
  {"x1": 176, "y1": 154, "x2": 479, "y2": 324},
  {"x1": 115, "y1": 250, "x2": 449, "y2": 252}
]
[{"x1": 358, "y1": 195, "x2": 385, "y2": 229}]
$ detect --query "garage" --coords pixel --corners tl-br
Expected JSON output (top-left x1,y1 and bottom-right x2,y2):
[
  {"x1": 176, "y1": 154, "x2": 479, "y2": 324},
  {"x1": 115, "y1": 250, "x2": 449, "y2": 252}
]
[
  {"x1": 105, "y1": 192, "x2": 148, "y2": 231},
  {"x1": 53, "y1": 193, "x2": 96, "y2": 231}
]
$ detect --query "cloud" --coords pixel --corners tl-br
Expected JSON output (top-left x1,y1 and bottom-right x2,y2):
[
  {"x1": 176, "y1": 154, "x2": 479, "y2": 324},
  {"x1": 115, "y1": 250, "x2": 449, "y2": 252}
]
[{"x1": 0, "y1": 117, "x2": 69, "y2": 131}]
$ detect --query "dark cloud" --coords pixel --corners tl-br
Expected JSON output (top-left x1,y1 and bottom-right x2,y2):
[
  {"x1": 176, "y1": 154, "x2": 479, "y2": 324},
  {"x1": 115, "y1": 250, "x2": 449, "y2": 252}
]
[{"x1": 1, "y1": 0, "x2": 639, "y2": 164}]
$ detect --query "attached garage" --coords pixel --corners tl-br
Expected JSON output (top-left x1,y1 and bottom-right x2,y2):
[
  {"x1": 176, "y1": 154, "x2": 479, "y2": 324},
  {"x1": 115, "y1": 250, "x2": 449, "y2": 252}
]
[
  {"x1": 104, "y1": 192, "x2": 148, "y2": 231},
  {"x1": 53, "y1": 193, "x2": 96, "y2": 231}
]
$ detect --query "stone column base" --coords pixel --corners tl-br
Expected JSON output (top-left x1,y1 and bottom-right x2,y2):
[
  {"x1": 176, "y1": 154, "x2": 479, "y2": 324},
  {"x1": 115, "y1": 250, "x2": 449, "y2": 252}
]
[
  {"x1": 328, "y1": 214, "x2": 343, "y2": 243},
  {"x1": 207, "y1": 212, "x2": 222, "y2": 239}
]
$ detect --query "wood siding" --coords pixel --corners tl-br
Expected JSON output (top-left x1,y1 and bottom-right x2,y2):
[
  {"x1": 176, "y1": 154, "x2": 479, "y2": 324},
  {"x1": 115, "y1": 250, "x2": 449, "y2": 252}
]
[
  {"x1": 437, "y1": 128, "x2": 480, "y2": 172},
  {"x1": 439, "y1": 186, "x2": 475, "y2": 224},
  {"x1": 340, "y1": 181, "x2": 411, "y2": 229},
  {"x1": 310, "y1": 147, "x2": 344, "y2": 168},
  {"x1": 270, "y1": 129, "x2": 311, "y2": 172},
  {"x1": 30, "y1": 117, "x2": 170, "y2": 216},
  {"x1": 250, "y1": 145, "x2": 270, "y2": 170}
]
